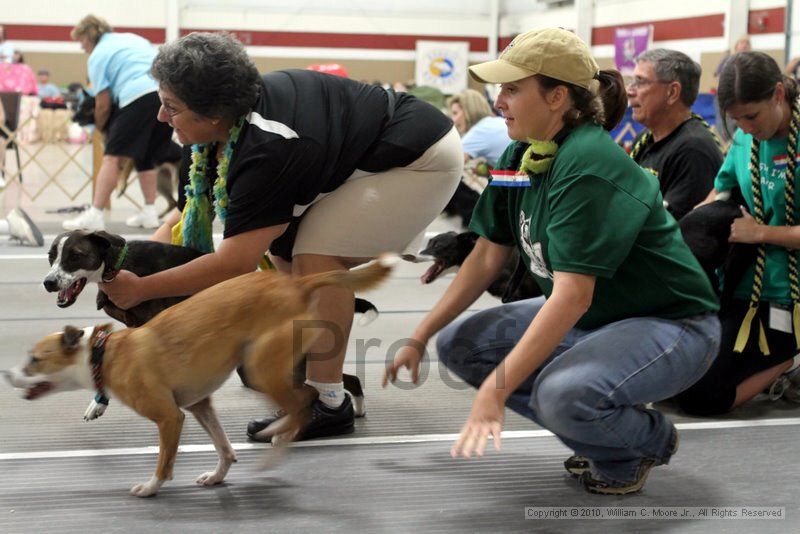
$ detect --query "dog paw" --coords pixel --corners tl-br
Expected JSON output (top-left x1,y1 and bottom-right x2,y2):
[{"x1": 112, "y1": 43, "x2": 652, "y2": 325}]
[
  {"x1": 130, "y1": 476, "x2": 163, "y2": 497},
  {"x1": 196, "y1": 471, "x2": 225, "y2": 487},
  {"x1": 83, "y1": 399, "x2": 107, "y2": 421}
]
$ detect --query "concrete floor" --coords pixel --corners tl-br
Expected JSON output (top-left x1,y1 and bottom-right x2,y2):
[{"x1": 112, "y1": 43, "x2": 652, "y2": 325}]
[{"x1": 1, "y1": 178, "x2": 799, "y2": 533}]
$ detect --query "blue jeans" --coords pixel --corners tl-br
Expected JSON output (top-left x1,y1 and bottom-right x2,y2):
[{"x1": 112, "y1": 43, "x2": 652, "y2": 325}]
[{"x1": 437, "y1": 297, "x2": 720, "y2": 485}]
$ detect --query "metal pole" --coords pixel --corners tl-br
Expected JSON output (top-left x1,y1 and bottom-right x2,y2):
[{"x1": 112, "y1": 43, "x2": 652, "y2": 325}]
[{"x1": 787, "y1": 0, "x2": 793, "y2": 65}]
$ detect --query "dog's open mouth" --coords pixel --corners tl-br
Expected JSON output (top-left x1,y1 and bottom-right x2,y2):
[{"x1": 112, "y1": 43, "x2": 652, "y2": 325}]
[
  {"x1": 421, "y1": 260, "x2": 446, "y2": 284},
  {"x1": 25, "y1": 381, "x2": 53, "y2": 400},
  {"x1": 57, "y1": 278, "x2": 86, "y2": 308}
]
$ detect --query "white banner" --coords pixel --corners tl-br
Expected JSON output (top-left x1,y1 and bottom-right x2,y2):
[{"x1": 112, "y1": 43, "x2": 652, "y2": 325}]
[{"x1": 415, "y1": 40, "x2": 469, "y2": 94}]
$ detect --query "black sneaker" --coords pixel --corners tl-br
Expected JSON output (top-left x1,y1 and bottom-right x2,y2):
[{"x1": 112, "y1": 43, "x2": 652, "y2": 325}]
[
  {"x1": 247, "y1": 394, "x2": 355, "y2": 442},
  {"x1": 579, "y1": 429, "x2": 679, "y2": 495},
  {"x1": 564, "y1": 455, "x2": 590, "y2": 476}
]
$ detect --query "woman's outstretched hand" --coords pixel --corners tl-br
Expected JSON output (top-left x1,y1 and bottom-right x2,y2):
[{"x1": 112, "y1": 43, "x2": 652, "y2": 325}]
[
  {"x1": 451, "y1": 386, "x2": 505, "y2": 458},
  {"x1": 382, "y1": 337, "x2": 427, "y2": 387}
]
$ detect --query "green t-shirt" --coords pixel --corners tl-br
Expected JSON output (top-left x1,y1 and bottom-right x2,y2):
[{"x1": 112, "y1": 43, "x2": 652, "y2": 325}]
[
  {"x1": 714, "y1": 128, "x2": 799, "y2": 305},
  {"x1": 470, "y1": 123, "x2": 719, "y2": 330}
]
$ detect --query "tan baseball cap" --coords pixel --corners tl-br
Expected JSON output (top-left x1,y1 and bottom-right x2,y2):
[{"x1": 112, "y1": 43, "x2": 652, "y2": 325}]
[{"x1": 469, "y1": 28, "x2": 599, "y2": 89}]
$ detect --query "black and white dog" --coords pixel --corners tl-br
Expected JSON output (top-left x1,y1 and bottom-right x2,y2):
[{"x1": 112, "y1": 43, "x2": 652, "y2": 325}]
[
  {"x1": 44, "y1": 230, "x2": 205, "y2": 327},
  {"x1": 43, "y1": 230, "x2": 372, "y2": 414}
]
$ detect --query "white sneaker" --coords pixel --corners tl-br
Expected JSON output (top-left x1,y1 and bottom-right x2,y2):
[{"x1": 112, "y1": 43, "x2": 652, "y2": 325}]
[
  {"x1": 63, "y1": 207, "x2": 105, "y2": 231},
  {"x1": 7, "y1": 207, "x2": 44, "y2": 246},
  {"x1": 781, "y1": 366, "x2": 800, "y2": 403},
  {"x1": 767, "y1": 365, "x2": 800, "y2": 403},
  {"x1": 125, "y1": 205, "x2": 160, "y2": 229},
  {"x1": 0, "y1": 174, "x2": 6, "y2": 188}
]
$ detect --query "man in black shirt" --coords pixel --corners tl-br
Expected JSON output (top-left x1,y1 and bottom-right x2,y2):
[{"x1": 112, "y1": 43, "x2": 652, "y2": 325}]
[{"x1": 627, "y1": 48, "x2": 723, "y2": 220}]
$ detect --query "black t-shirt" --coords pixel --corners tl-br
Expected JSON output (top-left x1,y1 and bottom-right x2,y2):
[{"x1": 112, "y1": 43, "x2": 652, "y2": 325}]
[
  {"x1": 178, "y1": 69, "x2": 453, "y2": 244},
  {"x1": 632, "y1": 118, "x2": 723, "y2": 220}
]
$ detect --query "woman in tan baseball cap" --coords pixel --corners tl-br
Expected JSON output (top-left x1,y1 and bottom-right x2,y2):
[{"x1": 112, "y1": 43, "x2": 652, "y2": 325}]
[{"x1": 386, "y1": 28, "x2": 721, "y2": 495}]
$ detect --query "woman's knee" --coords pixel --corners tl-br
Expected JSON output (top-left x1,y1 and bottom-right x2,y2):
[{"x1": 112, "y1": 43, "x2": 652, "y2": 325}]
[
  {"x1": 436, "y1": 318, "x2": 470, "y2": 371},
  {"x1": 531, "y1": 370, "x2": 597, "y2": 431},
  {"x1": 435, "y1": 314, "x2": 507, "y2": 388}
]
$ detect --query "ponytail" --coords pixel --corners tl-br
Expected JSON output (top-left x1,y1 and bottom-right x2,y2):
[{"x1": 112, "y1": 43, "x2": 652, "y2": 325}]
[
  {"x1": 536, "y1": 68, "x2": 626, "y2": 131},
  {"x1": 596, "y1": 69, "x2": 626, "y2": 131}
]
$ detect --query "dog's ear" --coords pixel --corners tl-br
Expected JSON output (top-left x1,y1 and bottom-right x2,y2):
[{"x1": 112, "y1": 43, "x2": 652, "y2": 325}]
[
  {"x1": 61, "y1": 326, "x2": 84, "y2": 352},
  {"x1": 87, "y1": 231, "x2": 126, "y2": 250}
]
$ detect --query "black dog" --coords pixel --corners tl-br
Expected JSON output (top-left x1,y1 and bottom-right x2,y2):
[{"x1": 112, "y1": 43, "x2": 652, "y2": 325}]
[
  {"x1": 442, "y1": 183, "x2": 480, "y2": 227},
  {"x1": 419, "y1": 231, "x2": 542, "y2": 302},
  {"x1": 43, "y1": 230, "x2": 373, "y2": 414},
  {"x1": 71, "y1": 89, "x2": 97, "y2": 127},
  {"x1": 678, "y1": 199, "x2": 757, "y2": 304}
]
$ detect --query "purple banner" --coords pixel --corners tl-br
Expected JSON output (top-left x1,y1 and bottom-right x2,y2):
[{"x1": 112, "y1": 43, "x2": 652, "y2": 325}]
[{"x1": 615, "y1": 26, "x2": 653, "y2": 75}]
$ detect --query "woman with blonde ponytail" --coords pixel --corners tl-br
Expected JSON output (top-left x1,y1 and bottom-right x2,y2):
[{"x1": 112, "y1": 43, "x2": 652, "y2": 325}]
[{"x1": 678, "y1": 51, "x2": 800, "y2": 415}]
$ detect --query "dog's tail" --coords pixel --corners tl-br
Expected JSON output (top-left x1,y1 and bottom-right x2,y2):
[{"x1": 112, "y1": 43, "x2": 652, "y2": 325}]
[{"x1": 297, "y1": 254, "x2": 397, "y2": 296}]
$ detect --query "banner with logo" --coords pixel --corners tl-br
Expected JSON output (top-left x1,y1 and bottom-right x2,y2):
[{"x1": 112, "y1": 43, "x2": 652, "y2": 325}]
[
  {"x1": 614, "y1": 26, "x2": 653, "y2": 76},
  {"x1": 415, "y1": 40, "x2": 469, "y2": 94}
]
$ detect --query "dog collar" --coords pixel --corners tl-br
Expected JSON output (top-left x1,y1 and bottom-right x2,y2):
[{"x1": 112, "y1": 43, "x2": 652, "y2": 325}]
[
  {"x1": 90, "y1": 327, "x2": 112, "y2": 406},
  {"x1": 102, "y1": 244, "x2": 128, "y2": 282}
]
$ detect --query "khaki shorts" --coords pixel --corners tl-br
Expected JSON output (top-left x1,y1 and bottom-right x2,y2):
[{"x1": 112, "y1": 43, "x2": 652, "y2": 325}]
[{"x1": 292, "y1": 126, "x2": 463, "y2": 259}]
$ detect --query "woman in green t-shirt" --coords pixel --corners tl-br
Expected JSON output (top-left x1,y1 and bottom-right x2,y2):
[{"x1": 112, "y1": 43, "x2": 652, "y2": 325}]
[
  {"x1": 677, "y1": 51, "x2": 800, "y2": 415},
  {"x1": 384, "y1": 28, "x2": 721, "y2": 495}
]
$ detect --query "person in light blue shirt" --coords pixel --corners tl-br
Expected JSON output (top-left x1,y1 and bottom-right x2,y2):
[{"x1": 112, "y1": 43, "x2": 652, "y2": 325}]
[
  {"x1": 461, "y1": 115, "x2": 510, "y2": 167},
  {"x1": 86, "y1": 32, "x2": 158, "y2": 109},
  {"x1": 36, "y1": 70, "x2": 62, "y2": 99},
  {"x1": 63, "y1": 15, "x2": 174, "y2": 232},
  {"x1": 448, "y1": 89, "x2": 511, "y2": 167}
]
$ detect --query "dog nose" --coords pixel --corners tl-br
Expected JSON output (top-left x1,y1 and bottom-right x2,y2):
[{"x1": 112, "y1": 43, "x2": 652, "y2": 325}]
[{"x1": 43, "y1": 278, "x2": 58, "y2": 292}]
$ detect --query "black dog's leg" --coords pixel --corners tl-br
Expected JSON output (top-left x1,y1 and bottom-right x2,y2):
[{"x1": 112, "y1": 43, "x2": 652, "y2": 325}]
[
  {"x1": 720, "y1": 243, "x2": 758, "y2": 306},
  {"x1": 343, "y1": 373, "x2": 366, "y2": 417},
  {"x1": 443, "y1": 183, "x2": 480, "y2": 227}
]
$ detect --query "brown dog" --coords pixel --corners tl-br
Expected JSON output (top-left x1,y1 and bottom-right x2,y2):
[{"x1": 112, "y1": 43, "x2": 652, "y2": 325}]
[{"x1": 4, "y1": 257, "x2": 394, "y2": 497}]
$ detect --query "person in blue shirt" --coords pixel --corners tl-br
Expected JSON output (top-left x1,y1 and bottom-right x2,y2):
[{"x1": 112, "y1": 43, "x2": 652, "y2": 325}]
[
  {"x1": 36, "y1": 69, "x2": 61, "y2": 100},
  {"x1": 448, "y1": 89, "x2": 510, "y2": 167},
  {"x1": 63, "y1": 15, "x2": 174, "y2": 232}
]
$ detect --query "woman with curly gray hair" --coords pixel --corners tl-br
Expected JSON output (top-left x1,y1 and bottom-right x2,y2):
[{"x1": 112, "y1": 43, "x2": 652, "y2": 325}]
[{"x1": 100, "y1": 32, "x2": 462, "y2": 442}]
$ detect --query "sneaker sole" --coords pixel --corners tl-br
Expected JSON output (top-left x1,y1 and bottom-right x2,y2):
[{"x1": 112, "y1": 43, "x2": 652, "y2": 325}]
[
  {"x1": 581, "y1": 463, "x2": 654, "y2": 495},
  {"x1": 582, "y1": 474, "x2": 651, "y2": 495},
  {"x1": 13, "y1": 209, "x2": 44, "y2": 247},
  {"x1": 248, "y1": 422, "x2": 356, "y2": 443},
  {"x1": 299, "y1": 422, "x2": 355, "y2": 441},
  {"x1": 580, "y1": 430, "x2": 676, "y2": 495},
  {"x1": 564, "y1": 456, "x2": 590, "y2": 476}
]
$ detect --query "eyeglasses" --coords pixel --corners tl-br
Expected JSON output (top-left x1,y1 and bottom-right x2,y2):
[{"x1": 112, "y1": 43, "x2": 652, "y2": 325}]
[{"x1": 627, "y1": 77, "x2": 671, "y2": 89}]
